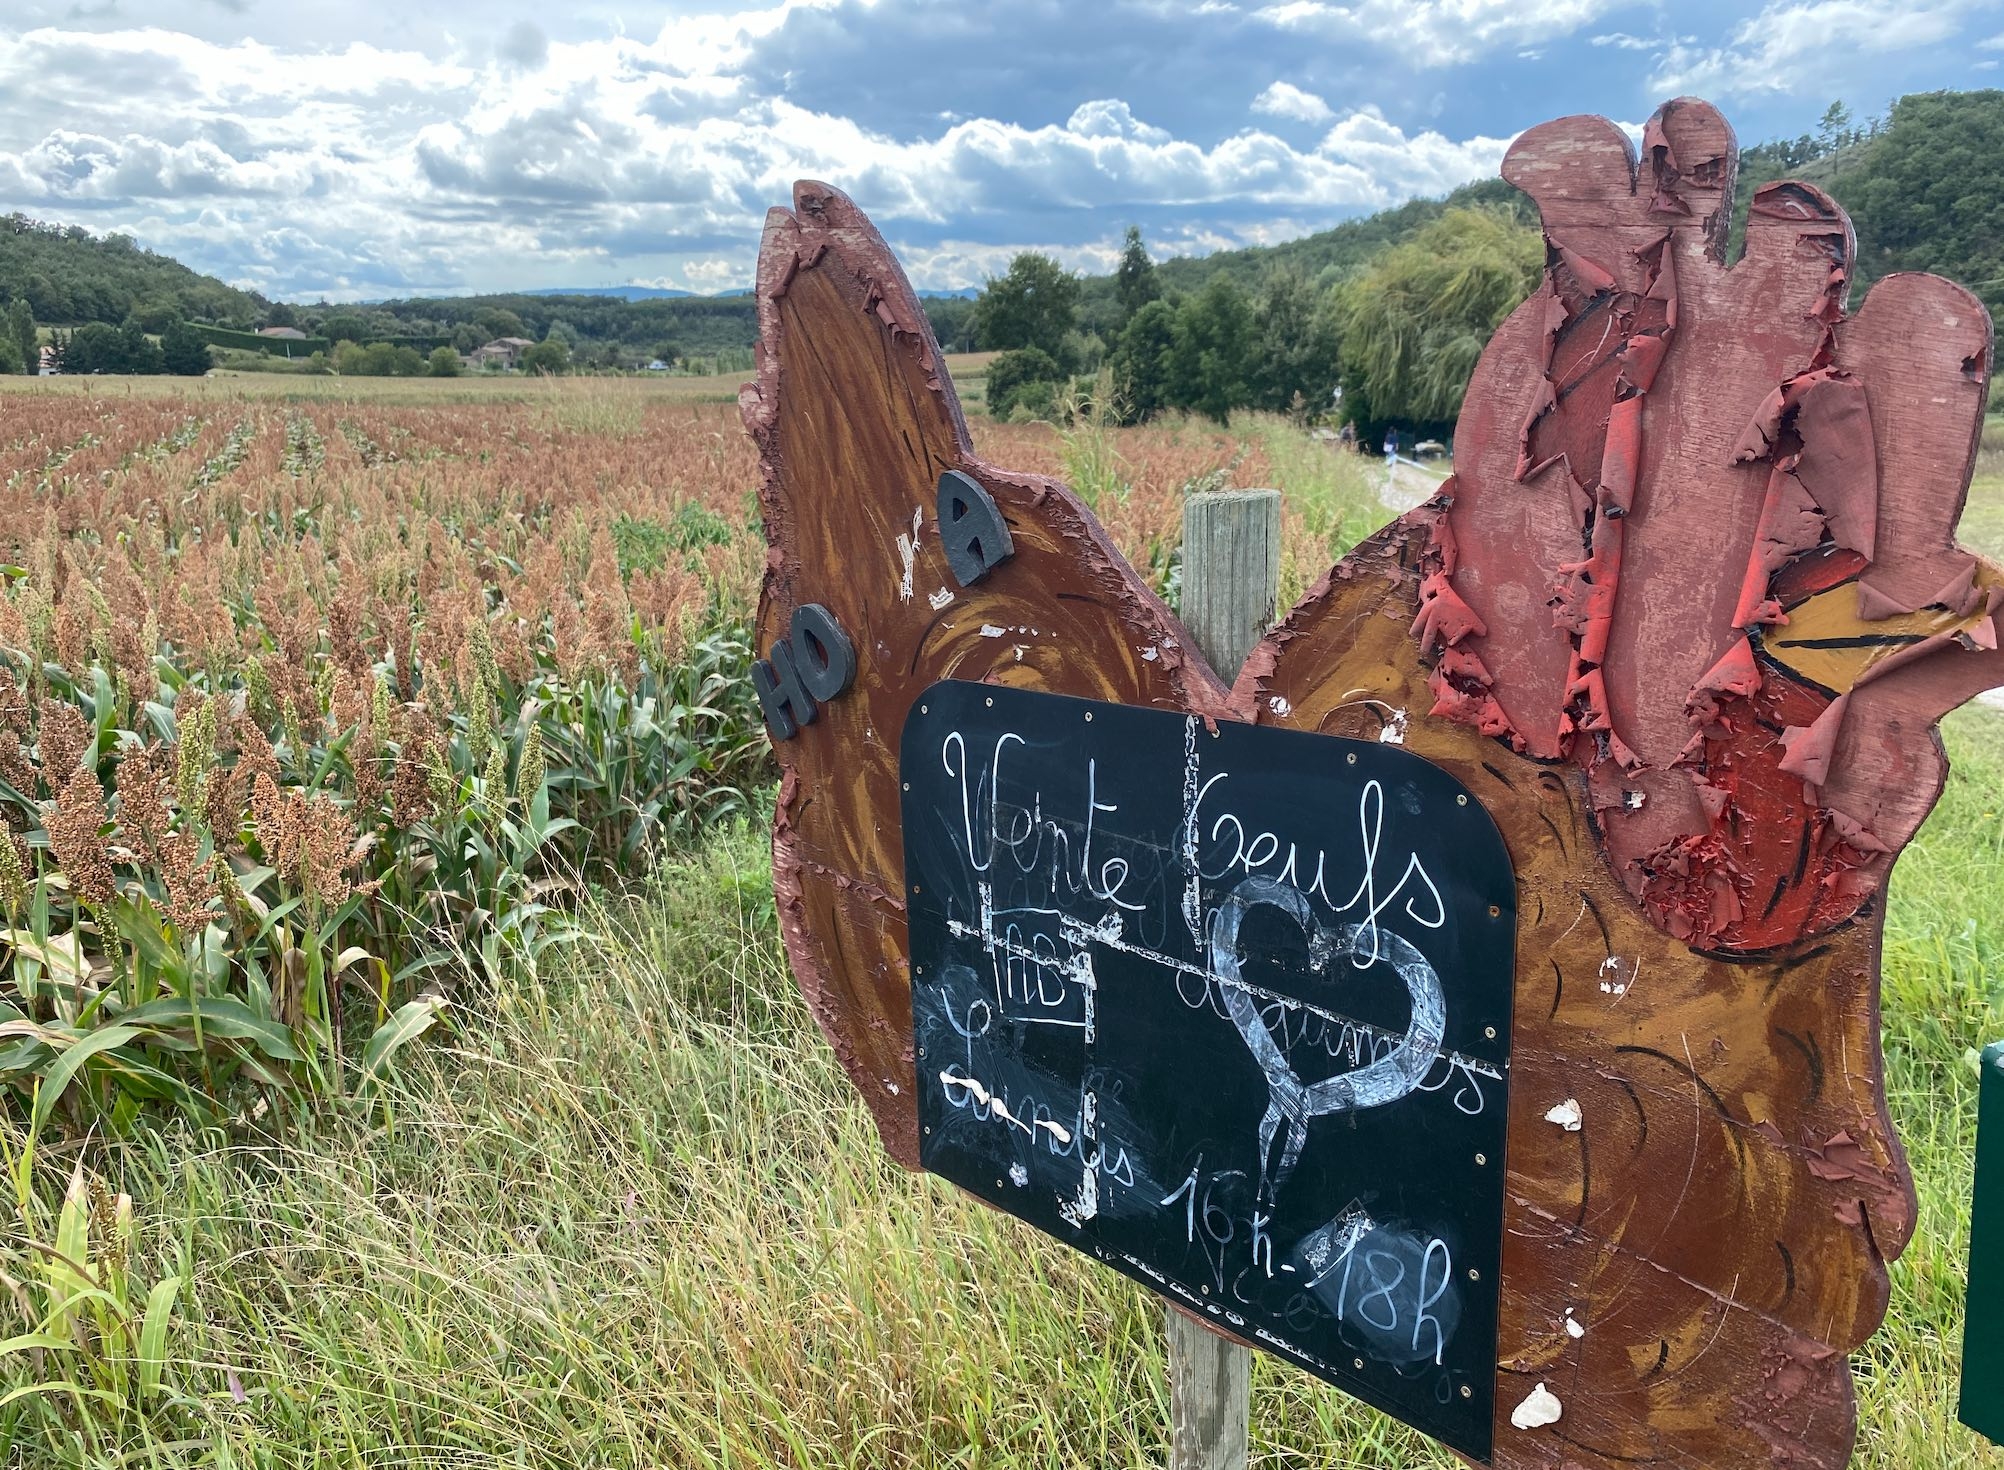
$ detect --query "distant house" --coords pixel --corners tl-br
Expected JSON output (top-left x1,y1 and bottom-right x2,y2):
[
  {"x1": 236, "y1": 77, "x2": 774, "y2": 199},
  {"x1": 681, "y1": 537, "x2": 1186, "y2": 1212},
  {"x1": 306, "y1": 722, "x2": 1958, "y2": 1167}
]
[
  {"x1": 37, "y1": 346, "x2": 59, "y2": 376},
  {"x1": 470, "y1": 336, "x2": 537, "y2": 370},
  {"x1": 257, "y1": 326, "x2": 308, "y2": 340},
  {"x1": 644, "y1": 359, "x2": 669, "y2": 372}
]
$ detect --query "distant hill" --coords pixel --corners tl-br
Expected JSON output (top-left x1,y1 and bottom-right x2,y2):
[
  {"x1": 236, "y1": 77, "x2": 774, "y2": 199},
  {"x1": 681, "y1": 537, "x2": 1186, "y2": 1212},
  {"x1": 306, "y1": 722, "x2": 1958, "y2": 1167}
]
[
  {"x1": 527, "y1": 285, "x2": 696, "y2": 301},
  {"x1": 0, "y1": 213, "x2": 266, "y2": 328},
  {"x1": 1094, "y1": 176, "x2": 1526, "y2": 312},
  {"x1": 1732, "y1": 90, "x2": 2004, "y2": 321}
]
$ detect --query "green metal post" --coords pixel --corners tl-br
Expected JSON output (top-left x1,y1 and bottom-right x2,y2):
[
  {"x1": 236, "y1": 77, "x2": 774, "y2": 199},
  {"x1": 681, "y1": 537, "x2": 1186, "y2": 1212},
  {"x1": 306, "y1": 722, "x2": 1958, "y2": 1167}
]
[{"x1": 1961, "y1": 1039, "x2": 2004, "y2": 1444}]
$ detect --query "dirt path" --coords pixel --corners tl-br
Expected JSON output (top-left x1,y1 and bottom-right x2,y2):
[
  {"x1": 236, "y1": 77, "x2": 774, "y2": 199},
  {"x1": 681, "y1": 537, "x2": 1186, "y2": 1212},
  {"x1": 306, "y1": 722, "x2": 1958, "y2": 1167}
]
[{"x1": 1375, "y1": 458, "x2": 1449, "y2": 514}]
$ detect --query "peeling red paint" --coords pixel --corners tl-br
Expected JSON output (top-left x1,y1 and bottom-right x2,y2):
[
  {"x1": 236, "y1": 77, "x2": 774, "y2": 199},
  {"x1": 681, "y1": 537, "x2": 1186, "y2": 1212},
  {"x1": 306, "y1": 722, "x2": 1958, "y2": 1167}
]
[{"x1": 1413, "y1": 96, "x2": 2000, "y2": 953}]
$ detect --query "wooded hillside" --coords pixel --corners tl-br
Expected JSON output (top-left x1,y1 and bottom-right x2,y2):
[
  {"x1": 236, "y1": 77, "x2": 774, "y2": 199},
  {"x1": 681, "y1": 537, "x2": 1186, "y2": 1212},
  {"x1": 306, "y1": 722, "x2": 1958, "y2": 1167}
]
[{"x1": 0, "y1": 214, "x2": 267, "y2": 327}]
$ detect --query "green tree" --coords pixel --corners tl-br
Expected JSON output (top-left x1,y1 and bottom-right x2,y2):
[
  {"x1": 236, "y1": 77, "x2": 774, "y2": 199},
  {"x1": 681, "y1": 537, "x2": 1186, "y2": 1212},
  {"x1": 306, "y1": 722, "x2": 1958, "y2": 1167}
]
[
  {"x1": 985, "y1": 346, "x2": 1064, "y2": 419},
  {"x1": 0, "y1": 328, "x2": 20, "y2": 375},
  {"x1": 1114, "y1": 225, "x2": 1161, "y2": 325},
  {"x1": 22, "y1": 273, "x2": 68, "y2": 324},
  {"x1": 923, "y1": 298, "x2": 978, "y2": 353},
  {"x1": 64, "y1": 322, "x2": 127, "y2": 373},
  {"x1": 321, "y1": 313, "x2": 371, "y2": 344},
  {"x1": 8, "y1": 300, "x2": 35, "y2": 371},
  {"x1": 120, "y1": 319, "x2": 163, "y2": 374},
  {"x1": 130, "y1": 299, "x2": 180, "y2": 334},
  {"x1": 520, "y1": 338, "x2": 570, "y2": 375},
  {"x1": 974, "y1": 253, "x2": 1080, "y2": 362},
  {"x1": 335, "y1": 341, "x2": 424, "y2": 376},
  {"x1": 1334, "y1": 205, "x2": 1541, "y2": 433},
  {"x1": 1111, "y1": 298, "x2": 1178, "y2": 421},
  {"x1": 476, "y1": 307, "x2": 526, "y2": 341},
  {"x1": 427, "y1": 345, "x2": 463, "y2": 377},
  {"x1": 1246, "y1": 266, "x2": 1341, "y2": 416},
  {"x1": 160, "y1": 319, "x2": 212, "y2": 375},
  {"x1": 1167, "y1": 276, "x2": 1253, "y2": 424},
  {"x1": 264, "y1": 301, "x2": 298, "y2": 329},
  {"x1": 1834, "y1": 90, "x2": 2004, "y2": 318}
]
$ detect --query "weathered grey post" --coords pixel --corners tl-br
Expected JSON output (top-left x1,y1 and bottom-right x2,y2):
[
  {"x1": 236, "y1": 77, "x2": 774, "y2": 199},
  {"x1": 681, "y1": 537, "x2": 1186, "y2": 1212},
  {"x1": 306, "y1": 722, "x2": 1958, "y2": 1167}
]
[{"x1": 1168, "y1": 487, "x2": 1280, "y2": 1470}]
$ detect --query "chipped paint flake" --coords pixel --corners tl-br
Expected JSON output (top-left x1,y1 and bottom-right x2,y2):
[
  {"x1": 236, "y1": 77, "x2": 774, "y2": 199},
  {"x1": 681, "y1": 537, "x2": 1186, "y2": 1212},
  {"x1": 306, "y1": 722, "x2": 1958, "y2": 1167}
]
[
  {"x1": 1545, "y1": 1097, "x2": 1583, "y2": 1132},
  {"x1": 896, "y1": 506, "x2": 922, "y2": 602},
  {"x1": 1564, "y1": 1308, "x2": 1586, "y2": 1339},
  {"x1": 1510, "y1": 1382, "x2": 1563, "y2": 1430},
  {"x1": 1597, "y1": 955, "x2": 1635, "y2": 996},
  {"x1": 980, "y1": 624, "x2": 1007, "y2": 638},
  {"x1": 928, "y1": 586, "x2": 954, "y2": 611},
  {"x1": 1269, "y1": 694, "x2": 1292, "y2": 717},
  {"x1": 1379, "y1": 707, "x2": 1409, "y2": 744}
]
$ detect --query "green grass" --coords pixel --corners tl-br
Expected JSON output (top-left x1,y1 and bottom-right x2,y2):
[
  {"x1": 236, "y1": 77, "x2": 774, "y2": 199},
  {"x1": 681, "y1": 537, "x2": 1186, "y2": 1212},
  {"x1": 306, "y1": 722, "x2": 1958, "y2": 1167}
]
[
  {"x1": 1961, "y1": 416, "x2": 2004, "y2": 563},
  {"x1": 1, "y1": 704, "x2": 1989, "y2": 1468}
]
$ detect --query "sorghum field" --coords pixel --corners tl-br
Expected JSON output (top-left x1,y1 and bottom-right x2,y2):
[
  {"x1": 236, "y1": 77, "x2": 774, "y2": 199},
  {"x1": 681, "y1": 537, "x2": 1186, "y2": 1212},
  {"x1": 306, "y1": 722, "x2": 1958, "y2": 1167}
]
[{"x1": 0, "y1": 373, "x2": 1998, "y2": 1468}]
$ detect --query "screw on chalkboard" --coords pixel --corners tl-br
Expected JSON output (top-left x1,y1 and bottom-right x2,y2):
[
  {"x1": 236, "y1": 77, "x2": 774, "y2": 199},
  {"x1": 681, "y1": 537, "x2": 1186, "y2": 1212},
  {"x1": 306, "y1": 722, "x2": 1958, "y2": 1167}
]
[
  {"x1": 753, "y1": 603, "x2": 856, "y2": 740},
  {"x1": 937, "y1": 469, "x2": 1015, "y2": 586}
]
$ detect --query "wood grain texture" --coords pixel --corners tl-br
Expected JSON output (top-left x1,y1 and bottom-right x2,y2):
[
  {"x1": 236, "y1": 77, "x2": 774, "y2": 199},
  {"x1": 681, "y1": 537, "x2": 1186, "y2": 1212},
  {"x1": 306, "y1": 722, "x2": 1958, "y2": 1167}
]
[
  {"x1": 741, "y1": 183, "x2": 1228, "y2": 1166},
  {"x1": 745, "y1": 94, "x2": 2003, "y2": 1469},
  {"x1": 1238, "y1": 515, "x2": 1908, "y2": 1465}
]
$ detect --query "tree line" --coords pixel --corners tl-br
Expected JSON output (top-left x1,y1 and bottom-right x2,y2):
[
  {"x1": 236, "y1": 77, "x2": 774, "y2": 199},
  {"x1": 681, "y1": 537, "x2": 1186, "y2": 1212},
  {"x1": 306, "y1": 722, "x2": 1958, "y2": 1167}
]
[
  {"x1": 975, "y1": 207, "x2": 1539, "y2": 442},
  {"x1": 967, "y1": 90, "x2": 2000, "y2": 438}
]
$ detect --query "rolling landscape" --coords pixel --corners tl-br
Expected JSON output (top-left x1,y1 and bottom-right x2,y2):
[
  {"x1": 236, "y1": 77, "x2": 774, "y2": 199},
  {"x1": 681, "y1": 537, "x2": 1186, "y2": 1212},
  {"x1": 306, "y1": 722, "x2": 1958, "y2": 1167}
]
[{"x1": 0, "y1": 78, "x2": 2001, "y2": 1470}]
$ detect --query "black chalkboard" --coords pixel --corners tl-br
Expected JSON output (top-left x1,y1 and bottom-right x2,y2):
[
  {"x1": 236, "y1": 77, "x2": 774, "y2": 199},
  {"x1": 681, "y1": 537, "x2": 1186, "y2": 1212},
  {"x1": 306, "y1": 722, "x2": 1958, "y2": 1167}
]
[{"x1": 901, "y1": 681, "x2": 1515, "y2": 1461}]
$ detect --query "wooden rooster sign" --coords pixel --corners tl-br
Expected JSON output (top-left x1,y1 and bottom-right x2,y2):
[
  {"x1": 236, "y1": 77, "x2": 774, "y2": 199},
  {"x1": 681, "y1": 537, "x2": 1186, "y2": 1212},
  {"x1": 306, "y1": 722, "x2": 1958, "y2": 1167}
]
[{"x1": 740, "y1": 97, "x2": 2003, "y2": 1467}]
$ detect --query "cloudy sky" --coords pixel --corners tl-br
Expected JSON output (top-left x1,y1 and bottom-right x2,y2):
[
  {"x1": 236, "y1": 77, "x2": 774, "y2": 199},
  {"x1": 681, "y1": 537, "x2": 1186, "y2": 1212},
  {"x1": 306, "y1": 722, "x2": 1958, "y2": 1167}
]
[{"x1": 2, "y1": 0, "x2": 1999, "y2": 301}]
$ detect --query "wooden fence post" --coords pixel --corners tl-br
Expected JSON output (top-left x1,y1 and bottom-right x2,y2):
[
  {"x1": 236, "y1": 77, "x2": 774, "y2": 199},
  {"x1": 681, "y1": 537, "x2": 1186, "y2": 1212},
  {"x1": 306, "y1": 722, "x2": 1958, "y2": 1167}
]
[
  {"x1": 1180, "y1": 489, "x2": 1282, "y2": 679},
  {"x1": 1168, "y1": 487, "x2": 1280, "y2": 1470}
]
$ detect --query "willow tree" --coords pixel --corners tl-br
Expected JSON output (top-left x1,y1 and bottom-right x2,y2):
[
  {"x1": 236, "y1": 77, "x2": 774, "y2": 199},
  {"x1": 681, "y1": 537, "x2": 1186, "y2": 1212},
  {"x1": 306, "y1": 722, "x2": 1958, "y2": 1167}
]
[{"x1": 1334, "y1": 205, "x2": 1541, "y2": 435}]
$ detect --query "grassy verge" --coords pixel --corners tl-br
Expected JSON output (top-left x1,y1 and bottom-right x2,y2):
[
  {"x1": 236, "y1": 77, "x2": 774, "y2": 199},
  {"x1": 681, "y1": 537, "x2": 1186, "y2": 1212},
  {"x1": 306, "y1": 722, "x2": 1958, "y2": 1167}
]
[
  {"x1": 1962, "y1": 416, "x2": 2004, "y2": 563},
  {"x1": 9, "y1": 705, "x2": 1987, "y2": 1468}
]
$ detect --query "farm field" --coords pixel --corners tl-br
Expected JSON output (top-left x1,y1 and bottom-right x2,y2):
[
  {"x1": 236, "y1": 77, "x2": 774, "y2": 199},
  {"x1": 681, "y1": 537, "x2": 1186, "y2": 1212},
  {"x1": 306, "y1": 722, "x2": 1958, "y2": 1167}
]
[
  {"x1": 0, "y1": 377, "x2": 1998, "y2": 1466},
  {"x1": 0, "y1": 354, "x2": 1004, "y2": 409}
]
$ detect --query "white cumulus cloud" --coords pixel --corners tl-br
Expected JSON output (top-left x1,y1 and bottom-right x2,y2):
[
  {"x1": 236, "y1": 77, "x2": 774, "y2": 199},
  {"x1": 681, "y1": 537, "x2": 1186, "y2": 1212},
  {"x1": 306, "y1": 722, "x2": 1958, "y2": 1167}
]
[
  {"x1": 1252, "y1": 0, "x2": 1620, "y2": 66},
  {"x1": 1650, "y1": 0, "x2": 1981, "y2": 98},
  {"x1": 1252, "y1": 81, "x2": 1335, "y2": 124},
  {"x1": 0, "y1": 12, "x2": 1544, "y2": 299}
]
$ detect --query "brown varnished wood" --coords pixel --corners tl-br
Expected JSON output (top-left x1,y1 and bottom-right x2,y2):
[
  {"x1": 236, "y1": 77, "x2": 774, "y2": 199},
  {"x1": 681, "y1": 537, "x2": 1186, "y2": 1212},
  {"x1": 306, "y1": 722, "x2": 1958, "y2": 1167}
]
[
  {"x1": 745, "y1": 94, "x2": 2002, "y2": 1468},
  {"x1": 1236, "y1": 518, "x2": 1908, "y2": 1464},
  {"x1": 742, "y1": 184, "x2": 1228, "y2": 1165}
]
